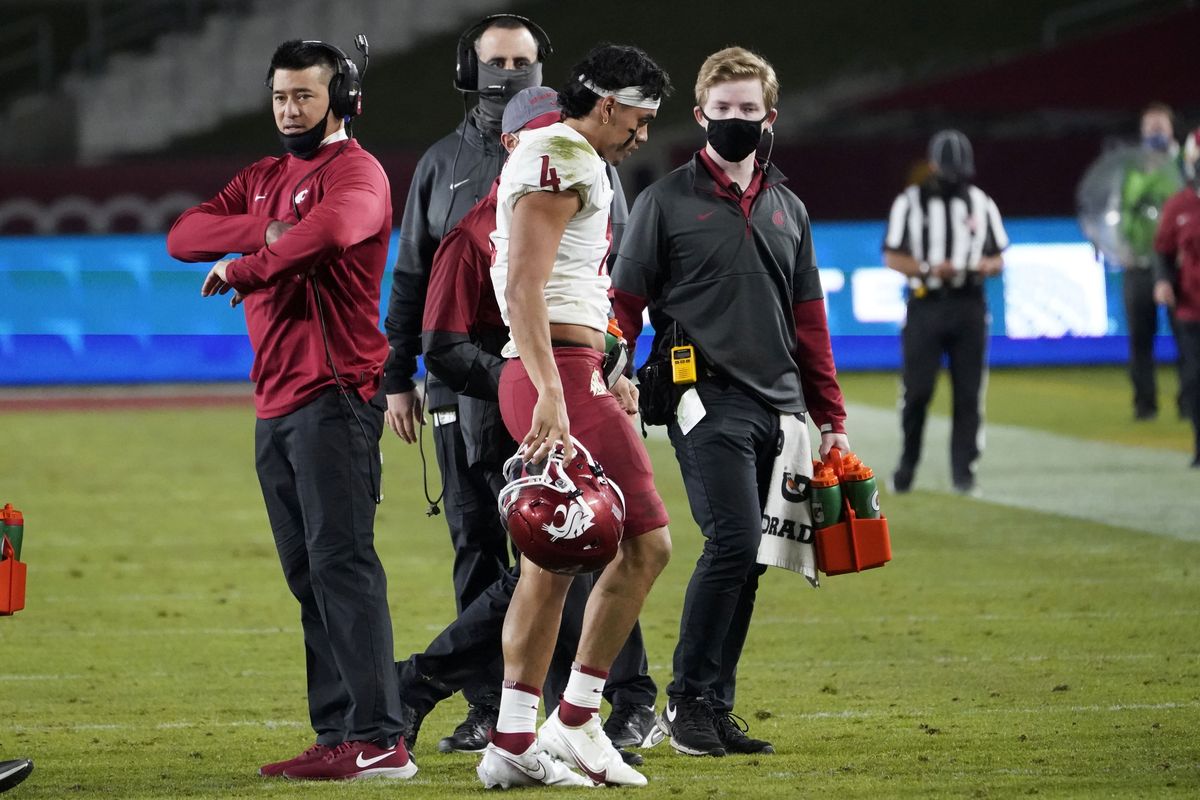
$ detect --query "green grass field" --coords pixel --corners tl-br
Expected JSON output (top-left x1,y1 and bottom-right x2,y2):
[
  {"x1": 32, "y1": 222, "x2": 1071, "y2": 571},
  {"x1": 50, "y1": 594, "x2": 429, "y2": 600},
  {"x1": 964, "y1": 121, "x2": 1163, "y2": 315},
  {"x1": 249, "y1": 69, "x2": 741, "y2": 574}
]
[{"x1": 1, "y1": 366, "x2": 1197, "y2": 798}]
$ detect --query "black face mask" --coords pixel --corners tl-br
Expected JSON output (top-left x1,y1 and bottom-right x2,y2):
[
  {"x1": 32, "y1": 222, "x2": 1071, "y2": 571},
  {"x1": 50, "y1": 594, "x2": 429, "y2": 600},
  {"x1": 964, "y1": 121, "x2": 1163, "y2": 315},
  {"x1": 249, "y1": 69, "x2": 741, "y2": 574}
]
[
  {"x1": 475, "y1": 62, "x2": 543, "y2": 133},
  {"x1": 703, "y1": 112, "x2": 768, "y2": 162},
  {"x1": 277, "y1": 115, "x2": 330, "y2": 160}
]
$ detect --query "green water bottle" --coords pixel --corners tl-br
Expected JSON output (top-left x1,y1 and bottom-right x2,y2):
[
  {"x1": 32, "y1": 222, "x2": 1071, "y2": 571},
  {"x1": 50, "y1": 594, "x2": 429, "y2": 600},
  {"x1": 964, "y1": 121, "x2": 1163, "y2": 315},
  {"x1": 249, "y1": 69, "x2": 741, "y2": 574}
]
[
  {"x1": 840, "y1": 457, "x2": 881, "y2": 520},
  {"x1": 810, "y1": 460, "x2": 843, "y2": 528},
  {"x1": 2, "y1": 504, "x2": 24, "y2": 561}
]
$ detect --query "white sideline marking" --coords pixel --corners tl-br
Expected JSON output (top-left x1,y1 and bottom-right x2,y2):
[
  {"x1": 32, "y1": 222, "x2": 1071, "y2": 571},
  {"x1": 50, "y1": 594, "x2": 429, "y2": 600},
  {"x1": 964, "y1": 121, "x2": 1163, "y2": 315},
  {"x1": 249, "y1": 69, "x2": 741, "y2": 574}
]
[
  {"x1": 836, "y1": 403, "x2": 1200, "y2": 540},
  {"x1": 791, "y1": 701, "x2": 1199, "y2": 721}
]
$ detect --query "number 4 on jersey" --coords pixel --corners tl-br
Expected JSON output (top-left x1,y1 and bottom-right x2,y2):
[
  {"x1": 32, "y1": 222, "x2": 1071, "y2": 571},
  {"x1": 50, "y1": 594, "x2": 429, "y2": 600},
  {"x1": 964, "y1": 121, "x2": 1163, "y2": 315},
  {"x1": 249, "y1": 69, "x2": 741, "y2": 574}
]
[{"x1": 539, "y1": 155, "x2": 561, "y2": 192}]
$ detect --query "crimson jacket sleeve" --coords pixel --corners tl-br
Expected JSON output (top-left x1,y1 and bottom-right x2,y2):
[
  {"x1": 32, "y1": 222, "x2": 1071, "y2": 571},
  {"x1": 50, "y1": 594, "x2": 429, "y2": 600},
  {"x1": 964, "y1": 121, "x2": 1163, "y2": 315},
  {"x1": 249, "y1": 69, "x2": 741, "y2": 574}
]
[
  {"x1": 223, "y1": 157, "x2": 387, "y2": 292},
  {"x1": 166, "y1": 163, "x2": 272, "y2": 262},
  {"x1": 420, "y1": 226, "x2": 505, "y2": 400},
  {"x1": 790, "y1": 207, "x2": 846, "y2": 433}
]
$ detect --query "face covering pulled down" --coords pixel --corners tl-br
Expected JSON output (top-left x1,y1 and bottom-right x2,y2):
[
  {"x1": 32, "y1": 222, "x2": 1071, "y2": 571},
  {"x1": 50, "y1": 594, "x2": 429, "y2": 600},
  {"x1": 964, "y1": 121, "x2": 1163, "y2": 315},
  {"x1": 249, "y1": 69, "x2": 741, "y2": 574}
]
[{"x1": 278, "y1": 114, "x2": 331, "y2": 159}]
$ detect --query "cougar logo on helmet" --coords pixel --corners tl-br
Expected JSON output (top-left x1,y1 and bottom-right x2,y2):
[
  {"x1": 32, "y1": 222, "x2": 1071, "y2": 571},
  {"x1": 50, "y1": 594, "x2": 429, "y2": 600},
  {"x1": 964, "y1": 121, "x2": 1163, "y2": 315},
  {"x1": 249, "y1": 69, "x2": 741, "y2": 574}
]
[
  {"x1": 543, "y1": 501, "x2": 595, "y2": 541},
  {"x1": 498, "y1": 436, "x2": 626, "y2": 575}
]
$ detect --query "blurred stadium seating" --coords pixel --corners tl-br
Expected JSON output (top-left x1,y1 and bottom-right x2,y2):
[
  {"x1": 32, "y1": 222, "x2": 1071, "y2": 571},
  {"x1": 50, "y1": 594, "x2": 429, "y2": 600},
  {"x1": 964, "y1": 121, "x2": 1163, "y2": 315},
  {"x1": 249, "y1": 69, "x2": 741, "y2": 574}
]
[{"x1": 0, "y1": 0, "x2": 1193, "y2": 385}]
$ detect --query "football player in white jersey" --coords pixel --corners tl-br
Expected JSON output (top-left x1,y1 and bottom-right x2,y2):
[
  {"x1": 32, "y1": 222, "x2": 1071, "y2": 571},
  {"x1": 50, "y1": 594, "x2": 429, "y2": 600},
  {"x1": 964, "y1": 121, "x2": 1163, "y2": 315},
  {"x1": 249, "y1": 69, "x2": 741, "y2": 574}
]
[{"x1": 477, "y1": 45, "x2": 673, "y2": 789}]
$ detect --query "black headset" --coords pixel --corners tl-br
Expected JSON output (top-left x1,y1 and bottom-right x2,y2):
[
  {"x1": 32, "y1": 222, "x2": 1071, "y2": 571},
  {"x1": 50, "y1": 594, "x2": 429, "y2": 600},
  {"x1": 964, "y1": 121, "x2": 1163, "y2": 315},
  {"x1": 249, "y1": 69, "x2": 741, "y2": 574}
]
[
  {"x1": 266, "y1": 37, "x2": 367, "y2": 119},
  {"x1": 453, "y1": 13, "x2": 552, "y2": 93}
]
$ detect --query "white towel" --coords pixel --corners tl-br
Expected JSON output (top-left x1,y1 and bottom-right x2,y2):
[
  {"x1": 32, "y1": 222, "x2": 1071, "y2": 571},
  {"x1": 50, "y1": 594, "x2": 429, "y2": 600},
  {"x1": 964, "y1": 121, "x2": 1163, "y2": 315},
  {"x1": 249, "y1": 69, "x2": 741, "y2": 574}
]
[{"x1": 756, "y1": 412, "x2": 819, "y2": 588}]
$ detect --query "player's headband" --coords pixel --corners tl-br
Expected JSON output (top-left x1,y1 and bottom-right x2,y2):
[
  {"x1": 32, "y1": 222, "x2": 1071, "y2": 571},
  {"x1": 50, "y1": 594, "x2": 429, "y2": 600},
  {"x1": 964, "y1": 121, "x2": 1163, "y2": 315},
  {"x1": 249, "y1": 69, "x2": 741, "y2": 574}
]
[{"x1": 578, "y1": 76, "x2": 661, "y2": 110}]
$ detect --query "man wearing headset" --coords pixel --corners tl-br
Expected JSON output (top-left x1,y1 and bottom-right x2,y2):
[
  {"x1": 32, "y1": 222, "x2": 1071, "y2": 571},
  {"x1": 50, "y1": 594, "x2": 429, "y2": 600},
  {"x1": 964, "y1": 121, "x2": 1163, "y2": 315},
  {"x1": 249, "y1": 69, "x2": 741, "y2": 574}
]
[
  {"x1": 383, "y1": 14, "x2": 657, "y2": 756},
  {"x1": 167, "y1": 40, "x2": 412, "y2": 781}
]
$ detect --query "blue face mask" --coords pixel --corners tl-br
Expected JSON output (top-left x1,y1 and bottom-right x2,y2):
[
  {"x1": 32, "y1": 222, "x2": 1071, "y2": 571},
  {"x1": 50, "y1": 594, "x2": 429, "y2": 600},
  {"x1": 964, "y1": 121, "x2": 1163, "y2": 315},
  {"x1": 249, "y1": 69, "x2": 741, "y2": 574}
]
[{"x1": 1143, "y1": 133, "x2": 1172, "y2": 153}]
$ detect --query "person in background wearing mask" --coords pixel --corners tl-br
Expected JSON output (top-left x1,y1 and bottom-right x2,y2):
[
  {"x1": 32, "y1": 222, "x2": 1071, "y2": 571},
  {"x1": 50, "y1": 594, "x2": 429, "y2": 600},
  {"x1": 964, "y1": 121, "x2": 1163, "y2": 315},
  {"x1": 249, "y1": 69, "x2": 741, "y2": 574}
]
[
  {"x1": 382, "y1": 14, "x2": 657, "y2": 757},
  {"x1": 883, "y1": 130, "x2": 1008, "y2": 495},
  {"x1": 612, "y1": 47, "x2": 849, "y2": 758},
  {"x1": 1120, "y1": 102, "x2": 1189, "y2": 421},
  {"x1": 1153, "y1": 125, "x2": 1200, "y2": 467}
]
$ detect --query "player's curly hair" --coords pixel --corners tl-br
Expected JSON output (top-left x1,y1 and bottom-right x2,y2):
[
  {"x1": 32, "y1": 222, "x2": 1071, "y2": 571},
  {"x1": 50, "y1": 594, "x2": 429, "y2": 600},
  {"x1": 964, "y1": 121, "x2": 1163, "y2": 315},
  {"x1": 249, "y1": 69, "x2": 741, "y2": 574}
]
[{"x1": 559, "y1": 44, "x2": 672, "y2": 120}]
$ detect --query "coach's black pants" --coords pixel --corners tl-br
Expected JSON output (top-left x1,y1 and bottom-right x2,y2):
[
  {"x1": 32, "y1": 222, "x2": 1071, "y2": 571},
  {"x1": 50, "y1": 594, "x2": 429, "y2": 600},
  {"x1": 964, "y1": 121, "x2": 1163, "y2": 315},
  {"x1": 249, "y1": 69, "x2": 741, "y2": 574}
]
[
  {"x1": 899, "y1": 291, "x2": 987, "y2": 485},
  {"x1": 255, "y1": 388, "x2": 403, "y2": 746},
  {"x1": 1124, "y1": 267, "x2": 1192, "y2": 418},
  {"x1": 1177, "y1": 320, "x2": 1200, "y2": 459},
  {"x1": 428, "y1": 403, "x2": 512, "y2": 708},
  {"x1": 430, "y1": 414, "x2": 512, "y2": 616},
  {"x1": 666, "y1": 377, "x2": 777, "y2": 714}
]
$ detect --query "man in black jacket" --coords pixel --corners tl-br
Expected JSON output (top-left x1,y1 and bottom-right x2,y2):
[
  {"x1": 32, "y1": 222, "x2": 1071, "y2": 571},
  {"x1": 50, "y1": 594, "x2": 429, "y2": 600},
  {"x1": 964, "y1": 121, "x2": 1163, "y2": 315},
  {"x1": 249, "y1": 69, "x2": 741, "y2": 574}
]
[{"x1": 383, "y1": 15, "x2": 654, "y2": 756}]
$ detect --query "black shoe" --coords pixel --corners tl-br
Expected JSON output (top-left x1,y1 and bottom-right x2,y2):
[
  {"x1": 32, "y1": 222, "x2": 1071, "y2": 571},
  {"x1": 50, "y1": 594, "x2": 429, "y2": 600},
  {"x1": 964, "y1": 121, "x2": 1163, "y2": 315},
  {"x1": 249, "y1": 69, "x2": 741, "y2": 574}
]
[
  {"x1": 658, "y1": 698, "x2": 726, "y2": 757},
  {"x1": 438, "y1": 703, "x2": 497, "y2": 754},
  {"x1": 891, "y1": 467, "x2": 913, "y2": 494},
  {"x1": 952, "y1": 476, "x2": 979, "y2": 497},
  {"x1": 398, "y1": 699, "x2": 428, "y2": 752},
  {"x1": 1191, "y1": 454, "x2": 1200, "y2": 469},
  {"x1": 604, "y1": 704, "x2": 665, "y2": 749},
  {"x1": 0, "y1": 759, "x2": 33, "y2": 793},
  {"x1": 713, "y1": 712, "x2": 775, "y2": 755},
  {"x1": 1135, "y1": 407, "x2": 1157, "y2": 421},
  {"x1": 618, "y1": 747, "x2": 644, "y2": 767}
]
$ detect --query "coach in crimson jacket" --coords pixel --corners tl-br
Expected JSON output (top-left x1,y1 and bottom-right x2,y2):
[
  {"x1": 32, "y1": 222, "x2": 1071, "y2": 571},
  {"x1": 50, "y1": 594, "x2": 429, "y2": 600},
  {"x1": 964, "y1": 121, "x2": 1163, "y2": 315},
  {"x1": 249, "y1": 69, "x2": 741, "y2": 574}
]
[
  {"x1": 166, "y1": 41, "x2": 410, "y2": 781},
  {"x1": 611, "y1": 47, "x2": 849, "y2": 757}
]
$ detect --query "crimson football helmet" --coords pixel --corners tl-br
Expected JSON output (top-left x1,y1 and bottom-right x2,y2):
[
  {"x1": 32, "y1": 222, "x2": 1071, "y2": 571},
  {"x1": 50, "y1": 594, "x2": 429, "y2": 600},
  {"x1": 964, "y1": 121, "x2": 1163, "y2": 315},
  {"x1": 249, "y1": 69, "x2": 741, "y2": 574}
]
[{"x1": 498, "y1": 437, "x2": 626, "y2": 575}]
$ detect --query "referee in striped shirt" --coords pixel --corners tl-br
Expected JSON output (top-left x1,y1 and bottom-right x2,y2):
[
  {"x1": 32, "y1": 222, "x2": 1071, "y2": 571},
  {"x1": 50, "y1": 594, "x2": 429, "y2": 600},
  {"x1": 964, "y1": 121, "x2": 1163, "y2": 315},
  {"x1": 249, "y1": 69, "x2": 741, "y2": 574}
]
[{"x1": 884, "y1": 129, "x2": 1008, "y2": 494}]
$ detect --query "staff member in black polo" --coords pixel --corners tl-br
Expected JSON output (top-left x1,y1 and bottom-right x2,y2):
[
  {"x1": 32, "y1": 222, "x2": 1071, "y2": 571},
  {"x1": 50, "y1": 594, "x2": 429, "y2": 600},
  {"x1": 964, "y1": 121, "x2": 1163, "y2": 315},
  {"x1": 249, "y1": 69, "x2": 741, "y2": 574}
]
[
  {"x1": 884, "y1": 129, "x2": 1008, "y2": 495},
  {"x1": 613, "y1": 47, "x2": 850, "y2": 758}
]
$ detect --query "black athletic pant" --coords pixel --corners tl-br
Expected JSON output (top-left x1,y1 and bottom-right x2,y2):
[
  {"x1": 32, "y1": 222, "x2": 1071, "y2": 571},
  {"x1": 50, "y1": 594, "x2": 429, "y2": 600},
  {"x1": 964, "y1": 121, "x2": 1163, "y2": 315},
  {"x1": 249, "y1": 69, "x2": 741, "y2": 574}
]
[
  {"x1": 666, "y1": 377, "x2": 778, "y2": 714},
  {"x1": 255, "y1": 387, "x2": 403, "y2": 745},
  {"x1": 1177, "y1": 320, "x2": 1200, "y2": 459},
  {"x1": 430, "y1": 415, "x2": 511, "y2": 616},
  {"x1": 1124, "y1": 267, "x2": 1192, "y2": 417},
  {"x1": 428, "y1": 410, "x2": 511, "y2": 708},
  {"x1": 899, "y1": 290, "x2": 987, "y2": 485}
]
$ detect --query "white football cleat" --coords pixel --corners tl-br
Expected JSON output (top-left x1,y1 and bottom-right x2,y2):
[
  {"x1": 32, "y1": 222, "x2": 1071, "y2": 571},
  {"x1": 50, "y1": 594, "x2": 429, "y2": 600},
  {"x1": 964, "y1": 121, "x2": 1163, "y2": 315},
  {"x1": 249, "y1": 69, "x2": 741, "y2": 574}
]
[
  {"x1": 539, "y1": 708, "x2": 648, "y2": 787},
  {"x1": 476, "y1": 742, "x2": 593, "y2": 789}
]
